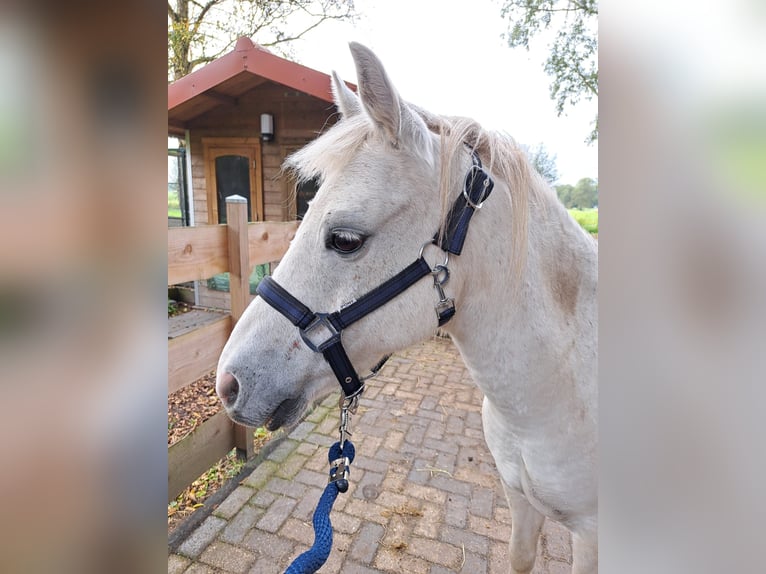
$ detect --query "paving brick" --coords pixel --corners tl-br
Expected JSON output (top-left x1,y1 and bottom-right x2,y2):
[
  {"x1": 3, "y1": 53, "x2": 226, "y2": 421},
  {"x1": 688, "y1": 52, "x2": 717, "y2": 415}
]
[
  {"x1": 290, "y1": 486, "x2": 323, "y2": 521},
  {"x1": 304, "y1": 432, "x2": 334, "y2": 447},
  {"x1": 255, "y1": 496, "x2": 298, "y2": 533},
  {"x1": 177, "y1": 515, "x2": 226, "y2": 558},
  {"x1": 444, "y1": 494, "x2": 470, "y2": 528},
  {"x1": 332, "y1": 511, "x2": 362, "y2": 534},
  {"x1": 459, "y1": 552, "x2": 488, "y2": 574},
  {"x1": 406, "y1": 536, "x2": 462, "y2": 569},
  {"x1": 199, "y1": 541, "x2": 256, "y2": 574},
  {"x1": 430, "y1": 473, "x2": 473, "y2": 497},
  {"x1": 287, "y1": 420, "x2": 315, "y2": 441},
  {"x1": 168, "y1": 554, "x2": 189, "y2": 574},
  {"x1": 305, "y1": 405, "x2": 330, "y2": 423},
  {"x1": 220, "y1": 504, "x2": 264, "y2": 544},
  {"x1": 344, "y1": 498, "x2": 390, "y2": 525},
  {"x1": 183, "y1": 563, "x2": 218, "y2": 574},
  {"x1": 546, "y1": 558, "x2": 574, "y2": 573},
  {"x1": 265, "y1": 439, "x2": 299, "y2": 463},
  {"x1": 249, "y1": 489, "x2": 277, "y2": 508},
  {"x1": 263, "y1": 476, "x2": 307, "y2": 499},
  {"x1": 339, "y1": 561, "x2": 385, "y2": 574},
  {"x1": 374, "y1": 547, "x2": 432, "y2": 574},
  {"x1": 241, "y1": 461, "x2": 278, "y2": 489},
  {"x1": 353, "y1": 471, "x2": 385, "y2": 501},
  {"x1": 246, "y1": 557, "x2": 283, "y2": 574},
  {"x1": 293, "y1": 467, "x2": 327, "y2": 487},
  {"x1": 469, "y1": 485, "x2": 495, "y2": 519},
  {"x1": 274, "y1": 451, "x2": 309, "y2": 480},
  {"x1": 214, "y1": 485, "x2": 255, "y2": 519},
  {"x1": 470, "y1": 514, "x2": 512, "y2": 543},
  {"x1": 295, "y1": 441, "x2": 318, "y2": 457},
  {"x1": 439, "y1": 524, "x2": 490, "y2": 555},
  {"x1": 542, "y1": 520, "x2": 572, "y2": 563},
  {"x1": 278, "y1": 517, "x2": 314, "y2": 546},
  {"x1": 241, "y1": 529, "x2": 296, "y2": 561},
  {"x1": 412, "y1": 501, "x2": 442, "y2": 539},
  {"x1": 348, "y1": 521, "x2": 385, "y2": 564}
]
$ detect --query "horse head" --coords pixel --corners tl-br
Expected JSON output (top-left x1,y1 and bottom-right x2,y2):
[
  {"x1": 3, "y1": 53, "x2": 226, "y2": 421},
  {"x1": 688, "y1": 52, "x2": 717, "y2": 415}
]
[{"x1": 216, "y1": 43, "x2": 453, "y2": 431}]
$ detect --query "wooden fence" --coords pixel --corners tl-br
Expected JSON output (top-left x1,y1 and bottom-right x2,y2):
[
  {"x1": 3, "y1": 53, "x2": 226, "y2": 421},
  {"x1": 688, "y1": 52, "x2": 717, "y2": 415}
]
[{"x1": 168, "y1": 196, "x2": 299, "y2": 503}]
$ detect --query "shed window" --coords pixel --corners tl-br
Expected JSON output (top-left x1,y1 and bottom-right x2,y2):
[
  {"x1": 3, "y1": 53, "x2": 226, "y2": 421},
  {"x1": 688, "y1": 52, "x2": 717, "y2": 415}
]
[
  {"x1": 215, "y1": 154, "x2": 252, "y2": 223},
  {"x1": 296, "y1": 178, "x2": 320, "y2": 220}
]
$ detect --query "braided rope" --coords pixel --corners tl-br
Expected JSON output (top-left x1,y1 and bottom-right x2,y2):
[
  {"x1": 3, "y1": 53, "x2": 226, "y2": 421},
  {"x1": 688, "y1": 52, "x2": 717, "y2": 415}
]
[{"x1": 284, "y1": 441, "x2": 355, "y2": 574}]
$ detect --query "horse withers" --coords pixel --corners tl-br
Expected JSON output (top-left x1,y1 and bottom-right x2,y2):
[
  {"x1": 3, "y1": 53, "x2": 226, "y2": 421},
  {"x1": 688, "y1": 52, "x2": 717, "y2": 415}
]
[{"x1": 216, "y1": 43, "x2": 598, "y2": 573}]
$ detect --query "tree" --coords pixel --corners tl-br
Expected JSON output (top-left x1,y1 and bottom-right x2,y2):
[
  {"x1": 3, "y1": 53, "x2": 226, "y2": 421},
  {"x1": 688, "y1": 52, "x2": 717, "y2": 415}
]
[
  {"x1": 555, "y1": 178, "x2": 597, "y2": 208},
  {"x1": 501, "y1": 0, "x2": 598, "y2": 143},
  {"x1": 555, "y1": 183, "x2": 574, "y2": 207},
  {"x1": 571, "y1": 177, "x2": 598, "y2": 208},
  {"x1": 168, "y1": 0, "x2": 356, "y2": 80},
  {"x1": 525, "y1": 143, "x2": 559, "y2": 184}
]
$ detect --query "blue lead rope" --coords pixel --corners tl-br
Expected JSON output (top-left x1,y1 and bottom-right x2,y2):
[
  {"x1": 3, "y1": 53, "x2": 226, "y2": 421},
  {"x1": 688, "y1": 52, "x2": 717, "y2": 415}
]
[{"x1": 284, "y1": 440, "x2": 356, "y2": 574}]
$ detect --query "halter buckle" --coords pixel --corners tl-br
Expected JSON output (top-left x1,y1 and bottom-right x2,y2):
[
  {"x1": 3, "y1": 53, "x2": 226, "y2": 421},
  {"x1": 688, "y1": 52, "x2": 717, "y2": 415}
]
[
  {"x1": 299, "y1": 313, "x2": 341, "y2": 353},
  {"x1": 462, "y1": 165, "x2": 491, "y2": 209}
]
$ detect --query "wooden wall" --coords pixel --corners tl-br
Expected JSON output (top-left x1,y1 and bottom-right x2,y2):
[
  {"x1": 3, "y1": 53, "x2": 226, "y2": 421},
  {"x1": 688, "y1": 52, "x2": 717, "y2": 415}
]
[{"x1": 185, "y1": 81, "x2": 337, "y2": 225}]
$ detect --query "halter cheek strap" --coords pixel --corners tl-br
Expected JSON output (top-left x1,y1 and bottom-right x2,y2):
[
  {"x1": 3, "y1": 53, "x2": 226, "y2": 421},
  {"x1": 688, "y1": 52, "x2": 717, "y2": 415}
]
[{"x1": 256, "y1": 151, "x2": 494, "y2": 398}]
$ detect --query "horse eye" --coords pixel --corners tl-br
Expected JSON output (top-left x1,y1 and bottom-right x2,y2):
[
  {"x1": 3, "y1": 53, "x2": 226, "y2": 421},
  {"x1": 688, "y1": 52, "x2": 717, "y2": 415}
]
[{"x1": 328, "y1": 229, "x2": 366, "y2": 254}]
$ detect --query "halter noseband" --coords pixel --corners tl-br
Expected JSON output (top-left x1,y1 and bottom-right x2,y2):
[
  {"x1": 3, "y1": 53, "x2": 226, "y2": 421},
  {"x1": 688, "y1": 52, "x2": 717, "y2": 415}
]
[{"x1": 256, "y1": 151, "x2": 494, "y2": 399}]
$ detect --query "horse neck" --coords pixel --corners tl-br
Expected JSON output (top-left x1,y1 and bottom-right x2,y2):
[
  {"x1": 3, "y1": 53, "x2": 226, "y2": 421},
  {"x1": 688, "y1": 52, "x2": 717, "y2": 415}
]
[{"x1": 445, "y1": 177, "x2": 598, "y2": 411}]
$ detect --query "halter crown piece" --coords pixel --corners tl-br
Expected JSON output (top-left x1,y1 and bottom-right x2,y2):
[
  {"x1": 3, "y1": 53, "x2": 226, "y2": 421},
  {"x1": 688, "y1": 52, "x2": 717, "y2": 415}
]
[{"x1": 260, "y1": 150, "x2": 493, "y2": 574}]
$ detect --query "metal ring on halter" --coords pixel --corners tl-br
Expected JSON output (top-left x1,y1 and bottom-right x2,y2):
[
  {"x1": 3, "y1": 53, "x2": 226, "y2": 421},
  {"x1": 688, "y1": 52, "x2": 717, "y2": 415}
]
[
  {"x1": 462, "y1": 176, "x2": 490, "y2": 210},
  {"x1": 418, "y1": 240, "x2": 449, "y2": 269},
  {"x1": 431, "y1": 264, "x2": 450, "y2": 286}
]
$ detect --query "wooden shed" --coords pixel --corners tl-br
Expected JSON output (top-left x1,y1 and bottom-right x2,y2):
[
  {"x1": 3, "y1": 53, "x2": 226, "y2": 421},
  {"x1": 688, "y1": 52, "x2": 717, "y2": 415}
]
[{"x1": 168, "y1": 37, "x2": 352, "y2": 309}]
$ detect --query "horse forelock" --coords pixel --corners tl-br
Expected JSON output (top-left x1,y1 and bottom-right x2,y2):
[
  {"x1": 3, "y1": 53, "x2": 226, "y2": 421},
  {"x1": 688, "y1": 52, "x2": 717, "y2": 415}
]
[{"x1": 283, "y1": 114, "x2": 373, "y2": 184}]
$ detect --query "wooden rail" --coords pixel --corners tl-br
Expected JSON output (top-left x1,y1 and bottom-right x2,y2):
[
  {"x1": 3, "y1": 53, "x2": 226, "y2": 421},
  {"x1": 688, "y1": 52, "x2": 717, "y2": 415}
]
[{"x1": 168, "y1": 197, "x2": 298, "y2": 502}]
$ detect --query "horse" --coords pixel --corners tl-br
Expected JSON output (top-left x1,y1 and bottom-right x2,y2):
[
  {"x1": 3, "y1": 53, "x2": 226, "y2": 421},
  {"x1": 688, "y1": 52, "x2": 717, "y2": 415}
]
[{"x1": 216, "y1": 42, "x2": 598, "y2": 573}]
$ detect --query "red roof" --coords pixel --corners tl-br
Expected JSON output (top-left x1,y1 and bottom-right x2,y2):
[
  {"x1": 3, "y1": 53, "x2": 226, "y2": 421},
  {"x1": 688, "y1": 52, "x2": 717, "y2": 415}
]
[{"x1": 168, "y1": 37, "x2": 354, "y2": 132}]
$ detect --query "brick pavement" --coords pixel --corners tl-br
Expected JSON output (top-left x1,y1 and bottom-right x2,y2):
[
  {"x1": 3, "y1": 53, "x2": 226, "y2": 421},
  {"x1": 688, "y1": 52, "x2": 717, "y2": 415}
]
[{"x1": 169, "y1": 337, "x2": 573, "y2": 573}]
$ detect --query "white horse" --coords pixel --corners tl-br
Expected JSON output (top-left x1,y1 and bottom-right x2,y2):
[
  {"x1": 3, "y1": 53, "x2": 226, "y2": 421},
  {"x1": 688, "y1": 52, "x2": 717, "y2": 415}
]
[{"x1": 216, "y1": 43, "x2": 597, "y2": 573}]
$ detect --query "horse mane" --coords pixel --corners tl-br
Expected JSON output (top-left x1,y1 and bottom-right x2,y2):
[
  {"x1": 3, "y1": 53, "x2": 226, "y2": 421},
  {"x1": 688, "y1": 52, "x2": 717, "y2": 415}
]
[
  {"x1": 285, "y1": 105, "x2": 547, "y2": 284},
  {"x1": 411, "y1": 106, "x2": 546, "y2": 285}
]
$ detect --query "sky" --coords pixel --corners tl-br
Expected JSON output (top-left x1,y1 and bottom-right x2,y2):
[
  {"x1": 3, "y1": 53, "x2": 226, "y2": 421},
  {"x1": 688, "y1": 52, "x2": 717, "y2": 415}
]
[{"x1": 288, "y1": 0, "x2": 598, "y2": 186}]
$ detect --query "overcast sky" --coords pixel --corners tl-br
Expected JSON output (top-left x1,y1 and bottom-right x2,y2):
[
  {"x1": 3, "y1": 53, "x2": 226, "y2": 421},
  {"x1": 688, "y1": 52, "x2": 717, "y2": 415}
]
[{"x1": 289, "y1": 0, "x2": 598, "y2": 186}]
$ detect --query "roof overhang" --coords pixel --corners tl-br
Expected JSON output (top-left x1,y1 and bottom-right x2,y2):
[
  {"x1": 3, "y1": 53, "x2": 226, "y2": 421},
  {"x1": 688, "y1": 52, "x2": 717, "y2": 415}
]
[{"x1": 168, "y1": 37, "x2": 354, "y2": 132}]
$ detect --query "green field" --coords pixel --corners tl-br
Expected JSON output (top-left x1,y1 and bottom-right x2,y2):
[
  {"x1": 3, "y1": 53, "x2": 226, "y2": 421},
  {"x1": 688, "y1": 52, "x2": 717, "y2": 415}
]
[
  {"x1": 568, "y1": 208, "x2": 598, "y2": 234},
  {"x1": 168, "y1": 189, "x2": 182, "y2": 219}
]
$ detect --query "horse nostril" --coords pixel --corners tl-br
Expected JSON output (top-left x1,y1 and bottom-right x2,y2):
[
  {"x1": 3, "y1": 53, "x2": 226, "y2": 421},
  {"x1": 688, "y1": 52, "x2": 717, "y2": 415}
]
[{"x1": 216, "y1": 372, "x2": 240, "y2": 407}]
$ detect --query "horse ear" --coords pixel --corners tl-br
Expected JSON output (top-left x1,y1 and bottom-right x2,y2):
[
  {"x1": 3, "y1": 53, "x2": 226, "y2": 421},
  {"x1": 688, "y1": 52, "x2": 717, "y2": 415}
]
[
  {"x1": 348, "y1": 42, "x2": 402, "y2": 144},
  {"x1": 331, "y1": 71, "x2": 361, "y2": 118}
]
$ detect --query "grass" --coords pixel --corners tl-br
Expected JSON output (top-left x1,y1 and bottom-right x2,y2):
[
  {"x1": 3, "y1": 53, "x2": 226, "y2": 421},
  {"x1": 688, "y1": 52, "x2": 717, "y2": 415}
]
[
  {"x1": 568, "y1": 208, "x2": 598, "y2": 234},
  {"x1": 168, "y1": 189, "x2": 182, "y2": 219}
]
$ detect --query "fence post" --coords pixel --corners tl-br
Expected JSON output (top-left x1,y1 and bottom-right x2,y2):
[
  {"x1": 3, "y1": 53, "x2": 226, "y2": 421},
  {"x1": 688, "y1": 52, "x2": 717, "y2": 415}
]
[{"x1": 226, "y1": 195, "x2": 255, "y2": 459}]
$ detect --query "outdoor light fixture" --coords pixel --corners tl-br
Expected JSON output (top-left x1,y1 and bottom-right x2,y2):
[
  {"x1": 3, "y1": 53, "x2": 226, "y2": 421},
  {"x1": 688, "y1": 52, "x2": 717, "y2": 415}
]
[{"x1": 260, "y1": 113, "x2": 274, "y2": 142}]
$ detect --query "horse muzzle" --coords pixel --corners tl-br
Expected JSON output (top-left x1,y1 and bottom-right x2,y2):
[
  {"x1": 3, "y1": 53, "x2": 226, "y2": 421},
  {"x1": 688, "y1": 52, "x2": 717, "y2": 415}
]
[{"x1": 216, "y1": 370, "x2": 306, "y2": 431}]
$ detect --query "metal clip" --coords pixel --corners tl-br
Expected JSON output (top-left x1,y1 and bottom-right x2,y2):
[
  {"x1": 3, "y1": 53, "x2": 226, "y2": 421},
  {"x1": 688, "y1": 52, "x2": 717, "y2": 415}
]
[
  {"x1": 338, "y1": 393, "x2": 360, "y2": 449},
  {"x1": 329, "y1": 456, "x2": 350, "y2": 492},
  {"x1": 432, "y1": 264, "x2": 455, "y2": 325}
]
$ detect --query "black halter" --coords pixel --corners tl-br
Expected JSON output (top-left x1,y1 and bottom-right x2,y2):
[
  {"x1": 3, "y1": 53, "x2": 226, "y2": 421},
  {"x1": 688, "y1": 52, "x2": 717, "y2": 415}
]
[{"x1": 256, "y1": 151, "x2": 494, "y2": 399}]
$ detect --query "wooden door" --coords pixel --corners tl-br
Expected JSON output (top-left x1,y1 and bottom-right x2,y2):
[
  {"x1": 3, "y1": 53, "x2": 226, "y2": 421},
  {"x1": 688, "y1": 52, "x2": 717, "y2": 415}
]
[{"x1": 203, "y1": 138, "x2": 263, "y2": 224}]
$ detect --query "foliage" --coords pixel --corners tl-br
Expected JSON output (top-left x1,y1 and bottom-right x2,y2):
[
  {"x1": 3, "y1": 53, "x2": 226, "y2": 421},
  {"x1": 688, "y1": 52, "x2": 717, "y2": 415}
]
[
  {"x1": 168, "y1": 0, "x2": 357, "y2": 80},
  {"x1": 501, "y1": 0, "x2": 598, "y2": 142},
  {"x1": 568, "y1": 208, "x2": 598, "y2": 234},
  {"x1": 556, "y1": 177, "x2": 597, "y2": 209},
  {"x1": 168, "y1": 189, "x2": 182, "y2": 219},
  {"x1": 525, "y1": 143, "x2": 559, "y2": 184}
]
